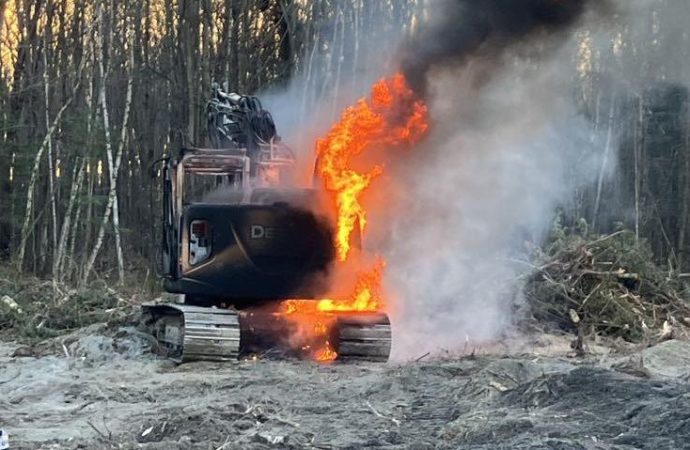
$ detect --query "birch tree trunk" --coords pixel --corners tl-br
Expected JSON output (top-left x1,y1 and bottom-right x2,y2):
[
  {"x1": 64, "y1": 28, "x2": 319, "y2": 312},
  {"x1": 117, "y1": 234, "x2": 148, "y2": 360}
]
[
  {"x1": 79, "y1": 171, "x2": 95, "y2": 280},
  {"x1": 16, "y1": 94, "x2": 76, "y2": 271},
  {"x1": 111, "y1": 42, "x2": 134, "y2": 284},
  {"x1": 634, "y1": 96, "x2": 644, "y2": 242},
  {"x1": 299, "y1": 34, "x2": 318, "y2": 133},
  {"x1": 82, "y1": 5, "x2": 132, "y2": 286},
  {"x1": 66, "y1": 168, "x2": 84, "y2": 280},
  {"x1": 54, "y1": 158, "x2": 84, "y2": 281},
  {"x1": 677, "y1": 107, "x2": 690, "y2": 269},
  {"x1": 77, "y1": 40, "x2": 96, "y2": 279},
  {"x1": 44, "y1": 34, "x2": 58, "y2": 261},
  {"x1": 592, "y1": 96, "x2": 617, "y2": 231}
]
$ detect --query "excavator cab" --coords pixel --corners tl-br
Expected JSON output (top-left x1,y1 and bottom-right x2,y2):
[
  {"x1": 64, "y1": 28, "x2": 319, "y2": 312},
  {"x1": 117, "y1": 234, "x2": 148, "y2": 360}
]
[{"x1": 159, "y1": 144, "x2": 334, "y2": 306}]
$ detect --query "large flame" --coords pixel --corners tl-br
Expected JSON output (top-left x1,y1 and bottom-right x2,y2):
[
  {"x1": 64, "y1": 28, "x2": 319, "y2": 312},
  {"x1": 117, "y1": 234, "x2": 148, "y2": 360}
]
[
  {"x1": 316, "y1": 73, "x2": 428, "y2": 262},
  {"x1": 282, "y1": 73, "x2": 429, "y2": 361}
]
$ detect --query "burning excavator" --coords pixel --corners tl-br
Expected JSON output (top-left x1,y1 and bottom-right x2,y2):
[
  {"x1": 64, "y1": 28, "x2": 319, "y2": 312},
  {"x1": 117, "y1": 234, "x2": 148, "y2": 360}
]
[{"x1": 142, "y1": 75, "x2": 427, "y2": 363}]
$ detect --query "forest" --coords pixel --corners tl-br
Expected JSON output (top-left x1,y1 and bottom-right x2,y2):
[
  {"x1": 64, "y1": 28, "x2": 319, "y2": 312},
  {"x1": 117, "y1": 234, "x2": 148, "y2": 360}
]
[
  {"x1": 0, "y1": 0, "x2": 411, "y2": 284},
  {"x1": 0, "y1": 0, "x2": 688, "y2": 286}
]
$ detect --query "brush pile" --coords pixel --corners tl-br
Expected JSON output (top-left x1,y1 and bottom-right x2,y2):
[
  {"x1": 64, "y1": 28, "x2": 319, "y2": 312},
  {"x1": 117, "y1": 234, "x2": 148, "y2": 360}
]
[
  {"x1": 0, "y1": 267, "x2": 138, "y2": 342},
  {"x1": 525, "y1": 223, "x2": 690, "y2": 343}
]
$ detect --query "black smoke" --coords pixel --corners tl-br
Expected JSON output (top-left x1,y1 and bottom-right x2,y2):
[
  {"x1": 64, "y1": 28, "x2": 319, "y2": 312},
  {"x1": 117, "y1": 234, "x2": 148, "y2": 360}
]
[{"x1": 400, "y1": 0, "x2": 608, "y2": 95}]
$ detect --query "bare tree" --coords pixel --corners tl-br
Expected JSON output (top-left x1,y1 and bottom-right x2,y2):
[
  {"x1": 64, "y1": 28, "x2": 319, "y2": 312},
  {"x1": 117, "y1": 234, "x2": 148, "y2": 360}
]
[
  {"x1": 82, "y1": 4, "x2": 133, "y2": 286},
  {"x1": 16, "y1": 92, "x2": 78, "y2": 271}
]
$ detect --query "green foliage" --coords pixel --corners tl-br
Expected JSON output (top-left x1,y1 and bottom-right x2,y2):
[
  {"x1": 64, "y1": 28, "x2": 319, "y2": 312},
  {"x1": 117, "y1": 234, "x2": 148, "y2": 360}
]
[{"x1": 526, "y1": 217, "x2": 690, "y2": 342}]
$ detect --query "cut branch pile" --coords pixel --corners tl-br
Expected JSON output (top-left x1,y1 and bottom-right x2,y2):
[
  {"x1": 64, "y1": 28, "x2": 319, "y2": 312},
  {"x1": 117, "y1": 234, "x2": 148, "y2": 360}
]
[
  {"x1": 0, "y1": 266, "x2": 138, "y2": 342},
  {"x1": 525, "y1": 229, "x2": 690, "y2": 343}
]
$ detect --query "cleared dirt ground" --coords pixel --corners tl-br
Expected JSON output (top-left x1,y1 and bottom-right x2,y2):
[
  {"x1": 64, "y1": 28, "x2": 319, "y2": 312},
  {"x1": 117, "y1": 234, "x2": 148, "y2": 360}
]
[{"x1": 2, "y1": 325, "x2": 690, "y2": 450}]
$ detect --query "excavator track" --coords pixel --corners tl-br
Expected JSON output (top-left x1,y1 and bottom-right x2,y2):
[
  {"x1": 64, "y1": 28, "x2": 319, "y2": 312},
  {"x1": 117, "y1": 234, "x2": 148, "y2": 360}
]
[
  {"x1": 334, "y1": 313, "x2": 392, "y2": 362},
  {"x1": 142, "y1": 304, "x2": 391, "y2": 363},
  {"x1": 142, "y1": 304, "x2": 240, "y2": 363}
]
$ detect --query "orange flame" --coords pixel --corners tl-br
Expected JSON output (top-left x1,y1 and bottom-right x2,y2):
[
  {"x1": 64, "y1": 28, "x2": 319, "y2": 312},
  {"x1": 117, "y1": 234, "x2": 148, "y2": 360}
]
[
  {"x1": 282, "y1": 73, "x2": 429, "y2": 361},
  {"x1": 282, "y1": 259, "x2": 385, "y2": 315},
  {"x1": 316, "y1": 259, "x2": 385, "y2": 312},
  {"x1": 316, "y1": 73, "x2": 428, "y2": 262},
  {"x1": 289, "y1": 315, "x2": 338, "y2": 362},
  {"x1": 314, "y1": 341, "x2": 338, "y2": 362}
]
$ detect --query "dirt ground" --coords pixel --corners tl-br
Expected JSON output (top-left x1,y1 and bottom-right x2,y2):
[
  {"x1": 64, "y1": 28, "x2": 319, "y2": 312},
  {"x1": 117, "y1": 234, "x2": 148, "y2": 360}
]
[{"x1": 2, "y1": 325, "x2": 690, "y2": 450}]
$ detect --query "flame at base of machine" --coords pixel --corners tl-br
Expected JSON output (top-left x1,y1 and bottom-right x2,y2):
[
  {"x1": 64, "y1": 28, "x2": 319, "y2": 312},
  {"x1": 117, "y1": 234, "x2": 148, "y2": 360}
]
[
  {"x1": 284, "y1": 260, "x2": 385, "y2": 315},
  {"x1": 278, "y1": 260, "x2": 384, "y2": 362}
]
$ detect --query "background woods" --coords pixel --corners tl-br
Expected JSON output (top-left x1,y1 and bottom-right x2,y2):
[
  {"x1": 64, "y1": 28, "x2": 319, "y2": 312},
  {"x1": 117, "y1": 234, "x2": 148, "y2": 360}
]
[
  {"x1": 0, "y1": 0, "x2": 689, "y2": 287},
  {"x1": 0, "y1": 0, "x2": 418, "y2": 285}
]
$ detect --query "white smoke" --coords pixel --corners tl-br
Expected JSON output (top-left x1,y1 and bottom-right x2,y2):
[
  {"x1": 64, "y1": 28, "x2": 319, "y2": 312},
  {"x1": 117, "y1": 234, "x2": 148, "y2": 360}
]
[
  {"x1": 383, "y1": 47, "x2": 609, "y2": 360},
  {"x1": 381, "y1": 0, "x2": 690, "y2": 359}
]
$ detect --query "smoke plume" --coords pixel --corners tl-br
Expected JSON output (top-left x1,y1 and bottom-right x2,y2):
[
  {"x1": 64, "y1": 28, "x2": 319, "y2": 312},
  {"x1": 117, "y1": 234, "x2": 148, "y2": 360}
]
[
  {"x1": 400, "y1": 0, "x2": 608, "y2": 96},
  {"x1": 376, "y1": 0, "x2": 614, "y2": 359}
]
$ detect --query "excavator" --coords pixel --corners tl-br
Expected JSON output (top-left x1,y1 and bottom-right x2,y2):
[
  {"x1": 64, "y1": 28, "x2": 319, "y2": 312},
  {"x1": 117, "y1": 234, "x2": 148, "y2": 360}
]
[{"x1": 141, "y1": 85, "x2": 392, "y2": 363}]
